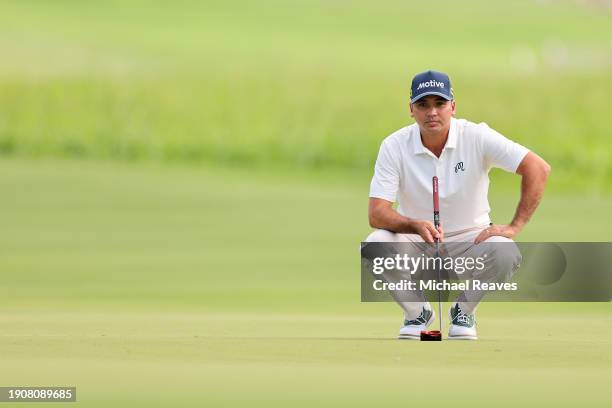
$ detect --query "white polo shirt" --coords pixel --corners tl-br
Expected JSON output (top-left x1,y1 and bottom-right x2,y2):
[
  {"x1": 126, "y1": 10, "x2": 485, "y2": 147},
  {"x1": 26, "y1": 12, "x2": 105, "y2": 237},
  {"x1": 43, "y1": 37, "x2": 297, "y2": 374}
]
[{"x1": 369, "y1": 118, "x2": 529, "y2": 232}]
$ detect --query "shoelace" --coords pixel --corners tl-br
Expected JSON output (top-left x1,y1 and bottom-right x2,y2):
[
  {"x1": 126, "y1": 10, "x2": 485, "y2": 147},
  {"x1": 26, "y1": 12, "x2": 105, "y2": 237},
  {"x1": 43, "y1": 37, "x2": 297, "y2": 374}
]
[
  {"x1": 405, "y1": 309, "x2": 430, "y2": 325},
  {"x1": 455, "y1": 313, "x2": 471, "y2": 325}
]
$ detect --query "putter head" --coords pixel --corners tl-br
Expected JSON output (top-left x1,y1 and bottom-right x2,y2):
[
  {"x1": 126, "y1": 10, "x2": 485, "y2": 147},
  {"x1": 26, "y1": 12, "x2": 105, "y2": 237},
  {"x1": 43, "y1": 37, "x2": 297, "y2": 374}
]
[{"x1": 420, "y1": 330, "x2": 442, "y2": 341}]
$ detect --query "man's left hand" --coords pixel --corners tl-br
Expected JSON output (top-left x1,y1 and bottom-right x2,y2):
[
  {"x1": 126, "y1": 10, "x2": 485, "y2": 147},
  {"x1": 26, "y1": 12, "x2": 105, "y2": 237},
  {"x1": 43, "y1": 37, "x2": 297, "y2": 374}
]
[{"x1": 474, "y1": 224, "x2": 520, "y2": 244}]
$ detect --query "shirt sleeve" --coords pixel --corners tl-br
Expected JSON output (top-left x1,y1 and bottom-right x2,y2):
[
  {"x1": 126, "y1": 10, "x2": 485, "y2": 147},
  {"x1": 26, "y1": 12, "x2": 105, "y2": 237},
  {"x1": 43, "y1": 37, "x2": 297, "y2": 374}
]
[
  {"x1": 369, "y1": 139, "x2": 400, "y2": 202},
  {"x1": 479, "y1": 123, "x2": 529, "y2": 173}
]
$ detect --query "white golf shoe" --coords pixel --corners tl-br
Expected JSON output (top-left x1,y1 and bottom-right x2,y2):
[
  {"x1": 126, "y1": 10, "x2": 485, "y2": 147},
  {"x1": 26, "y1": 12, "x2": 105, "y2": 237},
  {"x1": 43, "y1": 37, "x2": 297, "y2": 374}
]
[
  {"x1": 398, "y1": 306, "x2": 435, "y2": 340},
  {"x1": 448, "y1": 303, "x2": 477, "y2": 340}
]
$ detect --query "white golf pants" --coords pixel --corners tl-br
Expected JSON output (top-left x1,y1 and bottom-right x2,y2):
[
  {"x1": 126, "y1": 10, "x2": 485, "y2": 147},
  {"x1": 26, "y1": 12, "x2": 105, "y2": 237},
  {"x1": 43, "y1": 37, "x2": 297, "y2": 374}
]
[{"x1": 363, "y1": 225, "x2": 522, "y2": 319}]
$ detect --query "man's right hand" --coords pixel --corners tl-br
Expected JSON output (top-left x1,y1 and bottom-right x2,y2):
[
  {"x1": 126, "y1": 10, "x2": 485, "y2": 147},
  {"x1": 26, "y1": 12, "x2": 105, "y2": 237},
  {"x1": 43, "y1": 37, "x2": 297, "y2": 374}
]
[{"x1": 407, "y1": 220, "x2": 444, "y2": 243}]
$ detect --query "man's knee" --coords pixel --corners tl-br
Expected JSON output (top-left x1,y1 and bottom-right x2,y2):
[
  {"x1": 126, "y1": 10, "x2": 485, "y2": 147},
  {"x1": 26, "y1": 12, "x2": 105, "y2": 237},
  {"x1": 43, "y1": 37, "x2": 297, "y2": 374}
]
[
  {"x1": 361, "y1": 229, "x2": 403, "y2": 261},
  {"x1": 498, "y1": 243, "x2": 522, "y2": 274},
  {"x1": 365, "y1": 229, "x2": 400, "y2": 243},
  {"x1": 475, "y1": 239, "x2": 522, "y2": 280}
]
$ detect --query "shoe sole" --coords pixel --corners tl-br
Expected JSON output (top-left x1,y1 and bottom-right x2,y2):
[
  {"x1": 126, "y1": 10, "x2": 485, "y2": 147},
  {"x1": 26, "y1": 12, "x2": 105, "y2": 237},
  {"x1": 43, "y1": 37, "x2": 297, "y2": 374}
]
[
  {"x1": 397, "y1": 310, "x2": 436, "y2": 340},
  {"x1": 447, "y1": 335, "x2": 478, "y2": 340},
  {"x1": 397, "y1": 334, "x2": 420, "y2": 340}
]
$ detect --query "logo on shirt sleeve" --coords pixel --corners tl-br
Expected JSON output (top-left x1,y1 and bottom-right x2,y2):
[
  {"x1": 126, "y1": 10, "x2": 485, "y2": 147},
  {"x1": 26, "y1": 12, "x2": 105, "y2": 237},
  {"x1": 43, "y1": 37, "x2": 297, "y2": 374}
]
[{"x1": 454, "y1": 161, "x2": 465, "y2": 173}]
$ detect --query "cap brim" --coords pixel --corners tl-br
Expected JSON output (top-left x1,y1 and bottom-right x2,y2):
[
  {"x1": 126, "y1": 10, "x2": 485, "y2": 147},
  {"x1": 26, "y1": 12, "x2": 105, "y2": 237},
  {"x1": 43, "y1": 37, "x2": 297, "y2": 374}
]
[{"x1": 410, "y1": 91, "x2": 453, "y2": 104}]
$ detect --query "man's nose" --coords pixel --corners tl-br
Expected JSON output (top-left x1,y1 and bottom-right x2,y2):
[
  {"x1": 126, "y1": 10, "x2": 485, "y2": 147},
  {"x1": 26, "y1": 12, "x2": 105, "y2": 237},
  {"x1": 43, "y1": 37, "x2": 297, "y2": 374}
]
[{"x1": 427, "y1": 107, "x2": 438, "y2": 116}]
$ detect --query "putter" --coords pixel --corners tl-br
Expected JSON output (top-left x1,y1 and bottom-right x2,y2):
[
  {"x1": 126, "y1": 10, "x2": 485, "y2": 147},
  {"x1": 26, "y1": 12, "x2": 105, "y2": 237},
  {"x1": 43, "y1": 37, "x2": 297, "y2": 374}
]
[{"x1": 420, "y1": 176, "x2": 442, "y2": 341}]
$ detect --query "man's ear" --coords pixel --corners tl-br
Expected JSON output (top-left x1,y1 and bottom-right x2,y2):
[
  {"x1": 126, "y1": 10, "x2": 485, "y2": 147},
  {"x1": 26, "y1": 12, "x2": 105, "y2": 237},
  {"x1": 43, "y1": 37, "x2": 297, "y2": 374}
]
[
  {"x1": 409, "y1": 103, "x2": 414, "y2": 117},
  {"x1": 451, "y1": 100, "x2": 456, "y2": 116}
]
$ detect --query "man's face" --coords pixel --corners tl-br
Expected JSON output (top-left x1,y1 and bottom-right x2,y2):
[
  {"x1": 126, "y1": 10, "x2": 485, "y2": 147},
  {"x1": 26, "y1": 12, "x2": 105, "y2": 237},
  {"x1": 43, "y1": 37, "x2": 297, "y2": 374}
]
[{"x1": 410, "y1": 95, "x2": 456, "y2": 133}]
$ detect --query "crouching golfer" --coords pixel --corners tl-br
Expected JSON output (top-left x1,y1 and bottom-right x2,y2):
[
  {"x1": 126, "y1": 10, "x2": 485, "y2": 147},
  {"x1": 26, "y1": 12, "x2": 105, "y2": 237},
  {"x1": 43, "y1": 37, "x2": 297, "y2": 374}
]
[{"x1": 365, "y1": 70, "x2": 550, "y2": 339}]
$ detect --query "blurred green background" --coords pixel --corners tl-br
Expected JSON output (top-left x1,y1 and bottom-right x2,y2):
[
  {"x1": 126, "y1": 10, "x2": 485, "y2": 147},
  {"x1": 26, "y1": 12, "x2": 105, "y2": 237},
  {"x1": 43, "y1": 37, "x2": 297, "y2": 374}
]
[{"x1": 0, "y1": 0, "x2": 611, "y2": 407}]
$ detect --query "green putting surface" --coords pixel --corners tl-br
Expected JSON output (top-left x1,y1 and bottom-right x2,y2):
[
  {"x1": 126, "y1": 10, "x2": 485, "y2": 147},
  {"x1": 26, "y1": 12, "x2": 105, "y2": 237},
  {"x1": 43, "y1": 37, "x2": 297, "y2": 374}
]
[
  {"x1": 2, "y1": 306, "x2": 611, "y2": 407},
  {"x1": 1, "y1": 158, "x2": 610, "y2": 406}
]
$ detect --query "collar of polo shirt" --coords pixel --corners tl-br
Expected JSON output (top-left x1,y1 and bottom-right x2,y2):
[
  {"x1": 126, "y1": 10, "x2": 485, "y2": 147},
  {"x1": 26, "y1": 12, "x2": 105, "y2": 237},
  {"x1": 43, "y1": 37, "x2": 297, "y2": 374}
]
[{"x1": 411, "y1": 118, "x2": 458, "y2": 156}]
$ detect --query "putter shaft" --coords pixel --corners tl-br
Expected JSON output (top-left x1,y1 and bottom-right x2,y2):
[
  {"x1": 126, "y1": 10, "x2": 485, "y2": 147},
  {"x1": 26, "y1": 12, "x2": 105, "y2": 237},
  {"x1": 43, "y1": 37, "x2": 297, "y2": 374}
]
[{"x1": 433, "y1": 176, "x2": 442, "y2": 334}]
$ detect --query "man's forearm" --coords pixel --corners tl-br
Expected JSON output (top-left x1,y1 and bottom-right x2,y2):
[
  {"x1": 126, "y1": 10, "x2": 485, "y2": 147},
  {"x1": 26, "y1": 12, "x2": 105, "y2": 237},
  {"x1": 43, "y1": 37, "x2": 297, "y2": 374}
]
[
  {"x1": 368, "y1": 198, "x2": 419, "y2": 234},
  {"x1": 370, "y1": 206, "x2": 414, "y2": 233},
  {"x1": 369, "y1": 198, "x2": 442, "y2": 242},
  {"x1": 511, "y1": 165, "x2": 550, "y2": 232}
]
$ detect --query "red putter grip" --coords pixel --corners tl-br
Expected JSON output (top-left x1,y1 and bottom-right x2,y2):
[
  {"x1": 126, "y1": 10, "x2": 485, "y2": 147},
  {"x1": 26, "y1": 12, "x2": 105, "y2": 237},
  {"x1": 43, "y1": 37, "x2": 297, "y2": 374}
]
[
  {"x1": 432, "y1": 176, "x2": 440, "y2": 229},
  {"x1": 432, "y1": 176, "x2": 439, "y2": 212}
]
